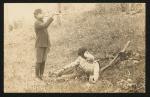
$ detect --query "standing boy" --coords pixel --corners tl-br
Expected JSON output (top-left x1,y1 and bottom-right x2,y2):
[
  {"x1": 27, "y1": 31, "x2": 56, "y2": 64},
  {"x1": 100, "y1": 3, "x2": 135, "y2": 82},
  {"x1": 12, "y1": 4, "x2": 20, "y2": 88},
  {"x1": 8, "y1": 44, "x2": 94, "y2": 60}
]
[{"x1": 34, "y1": 9, "x2": 54, "y2": 80}]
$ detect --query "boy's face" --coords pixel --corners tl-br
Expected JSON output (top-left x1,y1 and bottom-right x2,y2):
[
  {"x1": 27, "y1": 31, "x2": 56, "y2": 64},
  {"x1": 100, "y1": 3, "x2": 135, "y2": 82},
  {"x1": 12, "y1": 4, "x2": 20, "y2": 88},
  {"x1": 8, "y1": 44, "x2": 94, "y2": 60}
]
[
  {"x1": 84, "y1": 51, "x2": 94, "y2": 60},
  {"x1": 36, "y1": 12, "x2": 44, "y2": 20}
]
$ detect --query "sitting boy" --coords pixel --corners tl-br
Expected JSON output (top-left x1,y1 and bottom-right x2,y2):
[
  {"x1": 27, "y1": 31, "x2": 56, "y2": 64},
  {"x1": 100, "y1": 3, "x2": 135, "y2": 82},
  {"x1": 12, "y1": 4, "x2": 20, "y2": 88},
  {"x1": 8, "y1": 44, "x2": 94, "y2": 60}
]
[{"x1": 52, "y1": 47, "x2": 100, "y2": 84}]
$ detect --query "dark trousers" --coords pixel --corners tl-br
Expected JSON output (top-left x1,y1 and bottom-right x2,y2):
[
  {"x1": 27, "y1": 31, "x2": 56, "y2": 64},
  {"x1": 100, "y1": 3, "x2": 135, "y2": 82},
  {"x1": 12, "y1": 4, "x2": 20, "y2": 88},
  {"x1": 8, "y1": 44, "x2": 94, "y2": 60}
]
[{"x1": 35, "y1": 47, "x2": 49, "y2": 79}]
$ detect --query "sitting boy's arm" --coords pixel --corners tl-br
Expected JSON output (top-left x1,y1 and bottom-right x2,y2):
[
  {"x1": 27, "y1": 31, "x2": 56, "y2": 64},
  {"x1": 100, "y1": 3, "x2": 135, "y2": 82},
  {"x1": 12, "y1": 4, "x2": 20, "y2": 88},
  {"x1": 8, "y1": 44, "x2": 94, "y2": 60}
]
[
  {"x1": 54, "y1": 57, "x2": 80, "y2": 76},
  {"x1": 89, "y1": 62, "x2": 99, "y2": 83},
  {"x1": 35, "y1": 17, "x2": 54, "y2": 29},
  {"x1": 93, "y1": 62, "x2": 99, "y2": 81}
]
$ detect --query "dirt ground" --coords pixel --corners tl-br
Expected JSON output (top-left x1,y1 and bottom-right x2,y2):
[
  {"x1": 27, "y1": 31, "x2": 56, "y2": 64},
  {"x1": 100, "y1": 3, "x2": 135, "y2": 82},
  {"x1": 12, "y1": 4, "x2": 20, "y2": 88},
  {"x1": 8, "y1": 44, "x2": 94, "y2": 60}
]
[{"x1": 4, "y1": 6, "x2": 145, "y2": 93}]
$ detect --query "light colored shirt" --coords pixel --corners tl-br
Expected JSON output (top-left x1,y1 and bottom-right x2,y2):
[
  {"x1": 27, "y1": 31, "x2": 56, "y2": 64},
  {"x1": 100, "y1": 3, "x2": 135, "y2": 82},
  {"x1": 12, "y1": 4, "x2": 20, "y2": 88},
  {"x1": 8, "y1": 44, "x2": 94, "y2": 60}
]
[{"x1": 55, "y1": 56, "x2": 99, "y2": 83}]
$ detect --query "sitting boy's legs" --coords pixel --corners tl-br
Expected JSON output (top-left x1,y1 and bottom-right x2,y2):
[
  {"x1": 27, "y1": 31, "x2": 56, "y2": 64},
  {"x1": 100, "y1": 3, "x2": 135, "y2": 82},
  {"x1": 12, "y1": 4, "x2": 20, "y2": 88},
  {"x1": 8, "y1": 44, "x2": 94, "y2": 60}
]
[
  {"x1": 55, "y1": 67, "x2": 80, "y2": 81},
  {"x1": 75, "y1": 66, "x2": 87, "y2": 78}
]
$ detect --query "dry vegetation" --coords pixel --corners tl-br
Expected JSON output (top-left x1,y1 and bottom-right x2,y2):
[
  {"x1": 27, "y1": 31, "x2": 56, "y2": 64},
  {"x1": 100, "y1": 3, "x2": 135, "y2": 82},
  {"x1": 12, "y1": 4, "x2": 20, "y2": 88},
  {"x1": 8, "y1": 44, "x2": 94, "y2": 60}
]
[{"x1": 4, "y1": 4, "x2": 145, "y2": 93}]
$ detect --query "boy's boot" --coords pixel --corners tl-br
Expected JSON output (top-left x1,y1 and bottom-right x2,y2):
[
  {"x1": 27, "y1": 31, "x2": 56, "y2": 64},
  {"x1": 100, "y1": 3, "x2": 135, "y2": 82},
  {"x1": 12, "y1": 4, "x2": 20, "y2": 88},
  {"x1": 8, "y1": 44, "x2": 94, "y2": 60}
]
[
  {"x1": 35, "y1": 63, "x2": 41, "y2": 79},
  {"x1": 40, "y1": 61, "x2": 46, "y2": 80}
]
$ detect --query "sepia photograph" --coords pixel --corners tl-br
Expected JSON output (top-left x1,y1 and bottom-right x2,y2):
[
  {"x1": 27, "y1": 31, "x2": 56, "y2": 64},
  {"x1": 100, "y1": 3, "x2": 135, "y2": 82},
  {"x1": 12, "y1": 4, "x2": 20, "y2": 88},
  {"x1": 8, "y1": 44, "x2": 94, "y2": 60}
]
[{"x1": 4, "y1": 3, "x2": 145, "y2": 93}]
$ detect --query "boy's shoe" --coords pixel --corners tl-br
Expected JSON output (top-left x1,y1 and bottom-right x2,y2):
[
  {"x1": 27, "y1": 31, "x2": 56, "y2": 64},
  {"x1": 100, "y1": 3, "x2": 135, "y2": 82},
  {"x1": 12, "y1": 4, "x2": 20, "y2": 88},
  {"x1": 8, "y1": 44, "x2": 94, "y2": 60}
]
[
  {"x1": 39, "y1": 76, "x2": 43, "y2": 80},
  {"x1": 35, "y1": 77, "x2": 42, "y2": 82},
  {"x1": 34, "y1": 77, "x2": 47, "y2": 85}
]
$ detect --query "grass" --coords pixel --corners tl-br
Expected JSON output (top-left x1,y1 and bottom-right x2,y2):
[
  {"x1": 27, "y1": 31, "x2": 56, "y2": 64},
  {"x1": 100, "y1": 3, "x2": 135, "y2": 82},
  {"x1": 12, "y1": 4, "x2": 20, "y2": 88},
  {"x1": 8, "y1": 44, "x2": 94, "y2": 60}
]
[{"x1": 4, "y1": 8, "x2": 145, "y2": 93}]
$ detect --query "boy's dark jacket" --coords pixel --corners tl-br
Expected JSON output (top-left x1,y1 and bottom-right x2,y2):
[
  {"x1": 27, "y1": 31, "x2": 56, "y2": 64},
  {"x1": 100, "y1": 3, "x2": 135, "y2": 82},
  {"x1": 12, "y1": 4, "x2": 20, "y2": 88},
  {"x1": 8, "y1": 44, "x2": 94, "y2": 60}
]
[{"x1": 34, "y1": 17, "x2": 53, "y2": 47}]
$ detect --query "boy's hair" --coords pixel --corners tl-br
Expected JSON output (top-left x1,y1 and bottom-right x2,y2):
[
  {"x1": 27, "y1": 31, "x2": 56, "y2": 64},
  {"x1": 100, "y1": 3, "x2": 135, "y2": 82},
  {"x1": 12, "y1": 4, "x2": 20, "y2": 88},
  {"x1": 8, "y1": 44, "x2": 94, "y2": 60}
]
[
  {"x1": 78, "y1": 47, "x2": 87, "y2": 59},
  {"x1": 34, "y1": 8, "x2": 42, "y2": 19}
]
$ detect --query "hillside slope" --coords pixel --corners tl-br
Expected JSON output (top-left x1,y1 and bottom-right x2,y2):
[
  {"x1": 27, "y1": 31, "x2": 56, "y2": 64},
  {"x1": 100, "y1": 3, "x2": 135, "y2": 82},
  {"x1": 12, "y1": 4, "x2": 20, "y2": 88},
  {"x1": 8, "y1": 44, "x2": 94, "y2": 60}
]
[{"x1": 4, "y1": 9, "x2": 145, "y2": 92}]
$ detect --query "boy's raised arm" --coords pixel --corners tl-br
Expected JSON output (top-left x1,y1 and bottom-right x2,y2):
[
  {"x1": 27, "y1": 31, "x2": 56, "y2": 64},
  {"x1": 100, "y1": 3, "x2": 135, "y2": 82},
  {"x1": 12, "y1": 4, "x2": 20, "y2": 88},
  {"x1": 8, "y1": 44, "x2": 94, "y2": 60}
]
[{"x1": 35, "y1": 17, "x2": 54, "y2": 29}]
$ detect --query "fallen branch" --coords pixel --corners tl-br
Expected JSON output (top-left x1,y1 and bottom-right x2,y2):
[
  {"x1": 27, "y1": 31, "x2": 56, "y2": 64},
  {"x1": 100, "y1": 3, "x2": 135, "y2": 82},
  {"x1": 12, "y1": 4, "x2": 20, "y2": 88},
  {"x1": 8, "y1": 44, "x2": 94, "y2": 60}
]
[{"x1": 100, "y1": 41, "x2": 131, "y2": 73}]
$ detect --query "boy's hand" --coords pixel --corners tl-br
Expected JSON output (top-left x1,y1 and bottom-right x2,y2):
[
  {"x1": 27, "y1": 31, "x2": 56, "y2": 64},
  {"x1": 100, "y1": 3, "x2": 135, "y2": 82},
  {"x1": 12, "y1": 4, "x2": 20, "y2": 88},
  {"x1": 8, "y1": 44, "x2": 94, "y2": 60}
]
[{"x1": 89, "y1": 75, "x2": 96, "y2": 84}]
